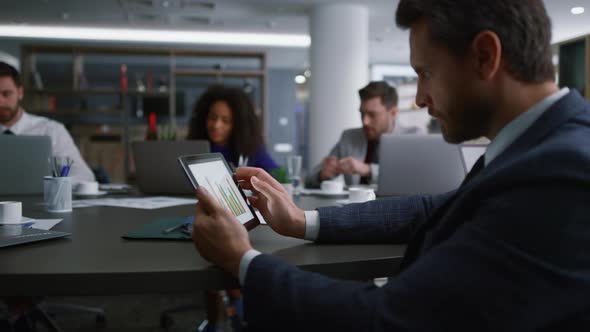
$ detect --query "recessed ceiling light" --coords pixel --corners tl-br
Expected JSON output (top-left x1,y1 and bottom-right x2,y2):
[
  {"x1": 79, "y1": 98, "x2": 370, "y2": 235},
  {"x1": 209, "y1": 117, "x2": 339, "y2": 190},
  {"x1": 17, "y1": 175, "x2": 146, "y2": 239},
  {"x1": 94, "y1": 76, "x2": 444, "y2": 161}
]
[
  {"x1": 0, "y1": 24, "x2": 310, "y2": 48},
  {"x1": 571, "y1": 6, "x2": 585, "y2": 15},
  {"x1": 294, "y1": 75, "x2": 306, "y2": 84}
]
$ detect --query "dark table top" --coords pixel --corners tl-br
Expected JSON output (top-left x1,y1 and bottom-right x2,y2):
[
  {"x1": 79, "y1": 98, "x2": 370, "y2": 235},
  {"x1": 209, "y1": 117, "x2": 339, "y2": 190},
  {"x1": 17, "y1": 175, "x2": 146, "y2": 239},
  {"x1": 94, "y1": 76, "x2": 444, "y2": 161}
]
[{"x1": 0, "y1": 194, "x2": 405, "y2": 296}]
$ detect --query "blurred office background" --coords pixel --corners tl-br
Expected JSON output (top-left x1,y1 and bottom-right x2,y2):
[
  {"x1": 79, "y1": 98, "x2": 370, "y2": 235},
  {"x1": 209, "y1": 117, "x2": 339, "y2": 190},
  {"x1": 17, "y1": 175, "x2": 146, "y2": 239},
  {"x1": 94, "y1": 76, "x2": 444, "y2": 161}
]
[
  {"x1": 1, "y1": 0, "x2": 589, "y2": 183},
  {"x1": 1, "y1": 0, "x2": 590, "y2": 330}
]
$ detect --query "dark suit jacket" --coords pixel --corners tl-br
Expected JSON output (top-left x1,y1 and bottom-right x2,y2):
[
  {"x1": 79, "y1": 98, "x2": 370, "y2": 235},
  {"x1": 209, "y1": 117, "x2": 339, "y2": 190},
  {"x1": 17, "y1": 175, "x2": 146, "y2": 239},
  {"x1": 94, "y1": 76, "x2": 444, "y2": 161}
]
[{"x1": 243, "y1": 90, "x2": 590, "y2": 331}]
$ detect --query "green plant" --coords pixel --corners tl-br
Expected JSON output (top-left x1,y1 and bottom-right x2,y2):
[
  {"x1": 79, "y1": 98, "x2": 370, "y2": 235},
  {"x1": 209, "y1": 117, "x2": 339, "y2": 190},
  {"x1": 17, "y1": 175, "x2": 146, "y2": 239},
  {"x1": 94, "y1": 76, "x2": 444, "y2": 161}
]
[{"x1": 270, "y1": 167, "x2": 290, "y2": 184}]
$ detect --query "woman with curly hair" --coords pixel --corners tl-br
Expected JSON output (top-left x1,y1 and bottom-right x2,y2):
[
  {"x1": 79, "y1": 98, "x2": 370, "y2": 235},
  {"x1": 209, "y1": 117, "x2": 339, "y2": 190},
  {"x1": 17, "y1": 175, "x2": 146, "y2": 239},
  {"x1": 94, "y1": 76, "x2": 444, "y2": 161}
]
[{"x1": 187, "y1": 85, "x2": 278, "y2": 172}]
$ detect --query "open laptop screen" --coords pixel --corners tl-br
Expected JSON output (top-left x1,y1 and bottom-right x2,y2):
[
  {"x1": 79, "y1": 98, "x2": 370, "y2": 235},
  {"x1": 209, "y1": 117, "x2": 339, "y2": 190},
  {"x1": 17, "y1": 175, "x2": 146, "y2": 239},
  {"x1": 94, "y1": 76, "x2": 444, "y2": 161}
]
[
  {"x1": 0, "y1": 135, "x2": 52, "y2": 194},
  {"x1": 377, "y1": 134, "x2": 465, "y2": 196}
]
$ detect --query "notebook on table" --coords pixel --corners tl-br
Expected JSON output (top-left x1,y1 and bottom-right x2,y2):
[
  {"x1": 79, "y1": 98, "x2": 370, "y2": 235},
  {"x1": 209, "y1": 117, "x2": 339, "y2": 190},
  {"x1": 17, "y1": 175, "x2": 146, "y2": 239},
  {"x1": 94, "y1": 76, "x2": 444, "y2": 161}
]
[
  {"x1": 377, "y1": 134, "x2": 467, "y2": 196},
  {"x1": 132, "y1": 140, "x2": 210, "y2": 195}
]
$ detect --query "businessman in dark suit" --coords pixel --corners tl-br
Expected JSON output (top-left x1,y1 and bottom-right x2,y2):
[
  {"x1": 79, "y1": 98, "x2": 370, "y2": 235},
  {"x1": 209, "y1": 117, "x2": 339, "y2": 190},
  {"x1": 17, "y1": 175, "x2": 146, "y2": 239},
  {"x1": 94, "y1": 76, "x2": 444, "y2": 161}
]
[{"x1": 191, "y1": 0, "x2": 590, "y2": 330}]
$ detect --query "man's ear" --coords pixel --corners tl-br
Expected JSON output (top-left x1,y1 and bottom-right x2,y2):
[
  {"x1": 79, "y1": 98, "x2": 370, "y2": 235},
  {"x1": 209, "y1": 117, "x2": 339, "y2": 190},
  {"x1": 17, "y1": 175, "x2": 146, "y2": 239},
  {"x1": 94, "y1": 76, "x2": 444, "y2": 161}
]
[
  {"x1": 17, "y1": 86, "x2": 24, "y2": 101},
  {"x1": 388, "y1": 106, "x2": 398, "y2": 116},
  {"x1": 470, "y1": 30, "x2": 502, "y2": 81}
]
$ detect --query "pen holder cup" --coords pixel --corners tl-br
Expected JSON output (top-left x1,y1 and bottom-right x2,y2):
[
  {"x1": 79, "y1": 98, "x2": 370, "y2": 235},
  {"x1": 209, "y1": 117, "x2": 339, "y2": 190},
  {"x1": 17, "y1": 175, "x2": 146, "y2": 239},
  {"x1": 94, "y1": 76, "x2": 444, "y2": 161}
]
[{"x1": 44, "y1": 177, "x2": 72, "y2": 213}]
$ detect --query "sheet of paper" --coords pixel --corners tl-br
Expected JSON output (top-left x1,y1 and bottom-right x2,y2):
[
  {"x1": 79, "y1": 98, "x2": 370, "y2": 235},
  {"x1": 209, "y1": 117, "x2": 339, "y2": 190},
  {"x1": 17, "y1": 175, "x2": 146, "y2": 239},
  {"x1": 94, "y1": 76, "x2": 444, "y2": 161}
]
[
  {"x1": 99, "y1": 183, "x2": 131, "y2": 190},
  {"x1": 30, "y1": 219, "x2": 62, "y2": 230},
  {"x1": 72, "y1": 200, "x2": 104, "y2": 208},
  {"x1": 0, "y1": 217, "x2": 34, "y2": 225},
  {"x1": 72, "y1": 197, "x2": 197, "y2": 210}
]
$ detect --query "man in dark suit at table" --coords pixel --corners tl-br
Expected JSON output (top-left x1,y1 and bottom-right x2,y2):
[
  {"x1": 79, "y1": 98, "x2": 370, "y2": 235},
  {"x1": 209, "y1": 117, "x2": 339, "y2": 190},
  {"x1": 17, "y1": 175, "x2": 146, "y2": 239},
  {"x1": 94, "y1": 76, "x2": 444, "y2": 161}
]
[{"x1": 190, "y1": 0, "x2": 590, "y2": 330}]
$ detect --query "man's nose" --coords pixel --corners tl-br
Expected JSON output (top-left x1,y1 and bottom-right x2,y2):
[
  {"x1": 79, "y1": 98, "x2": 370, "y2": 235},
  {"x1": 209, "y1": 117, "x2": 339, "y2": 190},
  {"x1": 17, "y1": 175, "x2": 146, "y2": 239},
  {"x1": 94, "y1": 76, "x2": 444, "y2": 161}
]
[{"x1": 362, "y1": 115, "x2": 370, "y2": 126}]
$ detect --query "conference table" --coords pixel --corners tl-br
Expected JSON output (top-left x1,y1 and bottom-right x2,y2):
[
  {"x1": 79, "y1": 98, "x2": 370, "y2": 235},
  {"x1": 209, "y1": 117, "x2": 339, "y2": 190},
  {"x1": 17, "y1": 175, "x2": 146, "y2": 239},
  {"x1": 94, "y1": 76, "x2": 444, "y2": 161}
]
[{"x1": 0, "y1": 193, "x2": 405, "y2": 296}]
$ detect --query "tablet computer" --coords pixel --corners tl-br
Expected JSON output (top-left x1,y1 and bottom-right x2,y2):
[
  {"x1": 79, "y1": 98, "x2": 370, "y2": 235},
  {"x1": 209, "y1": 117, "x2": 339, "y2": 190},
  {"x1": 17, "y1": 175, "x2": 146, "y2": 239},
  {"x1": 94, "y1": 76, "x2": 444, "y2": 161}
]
[{"x1": 178, "y1": 153, "x2": 259, "y2": 230}]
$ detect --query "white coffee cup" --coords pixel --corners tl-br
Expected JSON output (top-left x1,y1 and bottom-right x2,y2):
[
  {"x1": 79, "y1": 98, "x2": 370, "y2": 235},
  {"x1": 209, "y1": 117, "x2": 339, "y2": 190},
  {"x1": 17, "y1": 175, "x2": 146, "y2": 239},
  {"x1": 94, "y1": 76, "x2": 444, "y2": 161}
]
[
  {"x1": 74, "y1": 181, "x2": 100, "y2": 195},
  {"x1": 0, "y1": 201, "x2": 22, "y2": 223},
  {"x1": 349, "y1": 188, "x2": 376, "y2": 203},
  {"x1": 320, "y1": 180, "x2": 344, "y2": 194}
]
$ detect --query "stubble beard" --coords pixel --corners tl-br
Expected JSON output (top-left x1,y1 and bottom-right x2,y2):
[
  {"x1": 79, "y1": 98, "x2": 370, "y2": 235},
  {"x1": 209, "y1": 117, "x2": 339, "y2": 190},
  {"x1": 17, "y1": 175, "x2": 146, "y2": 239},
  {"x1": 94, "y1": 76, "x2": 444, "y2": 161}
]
[
  {"x1": 441, "y1": 98, "x2": 494, "y2": 144},
  {"x1": 0, "y1": 103, "x2": 19, "y2": 125}
]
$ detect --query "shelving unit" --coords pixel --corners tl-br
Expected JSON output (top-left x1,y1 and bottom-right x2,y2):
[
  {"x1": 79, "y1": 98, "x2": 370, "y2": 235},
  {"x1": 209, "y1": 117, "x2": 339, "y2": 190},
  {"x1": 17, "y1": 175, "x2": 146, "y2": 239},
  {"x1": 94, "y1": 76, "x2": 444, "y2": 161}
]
[{"x1": 20, "y1": 45, "x2": 267, "y2": 182}]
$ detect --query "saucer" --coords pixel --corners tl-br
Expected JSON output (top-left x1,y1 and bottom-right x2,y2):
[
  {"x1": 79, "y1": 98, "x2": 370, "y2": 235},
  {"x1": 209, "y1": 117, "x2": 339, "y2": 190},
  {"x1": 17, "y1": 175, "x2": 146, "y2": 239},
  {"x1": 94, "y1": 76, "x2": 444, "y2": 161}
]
[
  {"x1": 300, "y1": 188, "x2": 348, "y2": 197},
  {"x1": 0, "y1": 217, "x2": 34, "y2": 225},
  {"x1": 74, "y1": 190, "x2": 107, "y2": 197}
]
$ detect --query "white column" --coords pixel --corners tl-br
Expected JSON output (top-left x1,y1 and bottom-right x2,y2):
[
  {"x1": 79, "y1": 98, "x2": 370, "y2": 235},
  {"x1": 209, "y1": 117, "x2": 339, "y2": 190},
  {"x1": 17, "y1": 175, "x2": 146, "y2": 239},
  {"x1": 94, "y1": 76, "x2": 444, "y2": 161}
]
[{"x1": 309, "y1": 4, "x2": 369, "y2": 168}]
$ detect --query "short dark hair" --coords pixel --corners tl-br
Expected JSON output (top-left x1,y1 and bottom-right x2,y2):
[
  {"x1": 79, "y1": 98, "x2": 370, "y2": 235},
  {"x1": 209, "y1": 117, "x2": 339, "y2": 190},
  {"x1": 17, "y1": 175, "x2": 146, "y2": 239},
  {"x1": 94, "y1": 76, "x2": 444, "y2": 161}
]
[
  {"x1": 0, "y1": 62, "x2": 22, "y2": 86},
  {"x1": 358, "y1": 81, "x2": 398, "y2": 109},
  {"x1": 187, "y1": 85, "x2": 264, "y2": 165},
  {"x1": 396, "y1": 0, "x2": 555, "y2": 83}
]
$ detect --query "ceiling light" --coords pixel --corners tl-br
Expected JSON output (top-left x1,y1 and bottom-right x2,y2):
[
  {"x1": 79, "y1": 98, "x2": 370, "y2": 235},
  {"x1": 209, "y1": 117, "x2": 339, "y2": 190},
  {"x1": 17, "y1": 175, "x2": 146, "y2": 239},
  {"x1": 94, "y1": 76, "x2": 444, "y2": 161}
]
[
  {"x1": 571, "y1": 7, "x2": 585, "y2": 15},
  {"x1": 294, "y1": 75, "x2": 306, "y2": 84},
  {"x1": 0, "y1": 24, "x2": 311, "y2": 48}
]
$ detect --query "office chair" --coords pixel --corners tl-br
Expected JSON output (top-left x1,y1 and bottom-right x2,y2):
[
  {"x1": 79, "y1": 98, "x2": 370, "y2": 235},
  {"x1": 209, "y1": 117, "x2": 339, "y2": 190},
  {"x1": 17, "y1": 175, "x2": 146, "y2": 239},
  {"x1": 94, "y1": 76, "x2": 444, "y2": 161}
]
[
  {"x1": 1, "y1": 297, "x2": 104, "y2": 332},
  {"x1": 41, "y1": 301, "x2": 106, "y2": 328},
  {"x1": 160, "y1": 290, "x2": 242, "y2": 331}
]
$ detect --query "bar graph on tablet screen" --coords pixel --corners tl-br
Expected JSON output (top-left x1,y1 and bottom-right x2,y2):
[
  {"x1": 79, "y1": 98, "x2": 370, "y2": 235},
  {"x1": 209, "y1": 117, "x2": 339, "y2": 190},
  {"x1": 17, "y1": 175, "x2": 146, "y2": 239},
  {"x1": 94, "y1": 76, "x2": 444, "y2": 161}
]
[
  {"x1": 188, "y1": 160, "x2": 254, "y2": 224},
  {"x1": 205, "y1": 177, "x2": 247, "y2": 217}
]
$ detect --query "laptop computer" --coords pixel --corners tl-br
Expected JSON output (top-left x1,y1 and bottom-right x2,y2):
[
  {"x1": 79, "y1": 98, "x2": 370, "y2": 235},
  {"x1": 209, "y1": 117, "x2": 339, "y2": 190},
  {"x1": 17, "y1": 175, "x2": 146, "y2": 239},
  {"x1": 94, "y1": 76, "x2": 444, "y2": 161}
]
[
  {"x1": 0, "y1": 225, "x2": 70, "y2": 248},
  {"x1": 132, "y1": 140, "x2": 210, "y2": 195},
  {"x1": 0, "y1": 135, "x2": 52, "y2": 194},
  {"x1": 376, "y1": 134, "x2": 467, "y2": 196}
]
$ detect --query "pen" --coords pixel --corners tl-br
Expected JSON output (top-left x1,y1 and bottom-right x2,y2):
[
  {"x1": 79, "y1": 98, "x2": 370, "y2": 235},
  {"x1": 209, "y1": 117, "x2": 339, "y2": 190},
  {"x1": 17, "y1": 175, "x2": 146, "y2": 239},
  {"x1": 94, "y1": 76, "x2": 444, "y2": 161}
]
[
  {"x1": 60, "y1": 166, "x2": 70, "y2": 177},
  {"x1": 66, "y1": 158, "x2": 73, "y2": 176},
  {"x1": 162, "y1": 222, "x2": 186, "y2": 234}
]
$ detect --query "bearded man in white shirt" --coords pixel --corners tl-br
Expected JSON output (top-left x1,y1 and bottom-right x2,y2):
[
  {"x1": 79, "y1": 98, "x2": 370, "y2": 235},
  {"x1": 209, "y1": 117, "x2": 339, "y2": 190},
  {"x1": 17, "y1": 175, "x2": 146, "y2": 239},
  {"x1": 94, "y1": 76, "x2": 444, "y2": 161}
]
[{"x1": 0, "y1": 61, "x2": 95, "y2": 182}]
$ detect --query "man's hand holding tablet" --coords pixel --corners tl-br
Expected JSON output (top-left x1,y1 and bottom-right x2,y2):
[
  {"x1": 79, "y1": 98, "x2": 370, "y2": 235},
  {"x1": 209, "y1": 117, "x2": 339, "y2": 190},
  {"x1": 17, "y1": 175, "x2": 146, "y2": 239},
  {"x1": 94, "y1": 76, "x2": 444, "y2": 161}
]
[
  {"x1": 180, "y1": 153, "x2": 307, "y2": 277},
  {"x1": 192, "y1": 186, "x2": 252, "y2": 278}
]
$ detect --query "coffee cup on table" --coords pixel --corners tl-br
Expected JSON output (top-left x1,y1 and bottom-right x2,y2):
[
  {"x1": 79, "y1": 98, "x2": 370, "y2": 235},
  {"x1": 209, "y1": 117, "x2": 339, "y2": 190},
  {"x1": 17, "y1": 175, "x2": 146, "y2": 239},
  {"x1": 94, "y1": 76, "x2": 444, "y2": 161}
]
[
  {"x1": 0, "y1": 201, "x2": 22, "y2": 223},
  {"x1": 74, "y1": 181, "x2": 100, "y2": 195},
  {"x1": 348, "y1": 188, "x2": 376, "y2": 203},
  {"x1": 320, "y1": 180, "x2": 344, "y2": 194}
]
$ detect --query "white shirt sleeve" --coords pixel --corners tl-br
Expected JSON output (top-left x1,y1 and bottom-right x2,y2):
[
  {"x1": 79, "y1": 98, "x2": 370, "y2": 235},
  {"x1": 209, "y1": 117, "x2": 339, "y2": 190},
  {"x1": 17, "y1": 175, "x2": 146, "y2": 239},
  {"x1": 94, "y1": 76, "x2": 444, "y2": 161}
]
[
  {"x1": 304, "y1": 210, "x2": 320, "y2": 241},
  {"x1": 239, "y1": 249, "x2": 262, "y2": 286},
  {"x1": 14, "y1": 112, "x2": 95, "y2": 182},
  {"x1": 50, "y1": 123, "x2": 96, "y2": 182},
  {"x1": 370, "y1": 163, "x2": 379, "y2": 184},
  {"x1": 239, "y1": 210, "x2": 321, "y2": 286}
]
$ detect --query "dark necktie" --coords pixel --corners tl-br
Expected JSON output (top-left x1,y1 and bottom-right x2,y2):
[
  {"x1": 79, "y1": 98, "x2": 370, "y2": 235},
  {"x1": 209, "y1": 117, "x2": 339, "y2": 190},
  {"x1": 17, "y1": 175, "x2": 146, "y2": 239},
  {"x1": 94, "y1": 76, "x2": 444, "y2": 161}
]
[
  {"x1": 360, "y1": 140, "x2": 377, "y2": 184},
  {"x1": 3, "y1": 129, "x2": 14, "y2": 135},
  {"x1": 460, "y1": 155, "x2": 485, "y2": 187}
]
